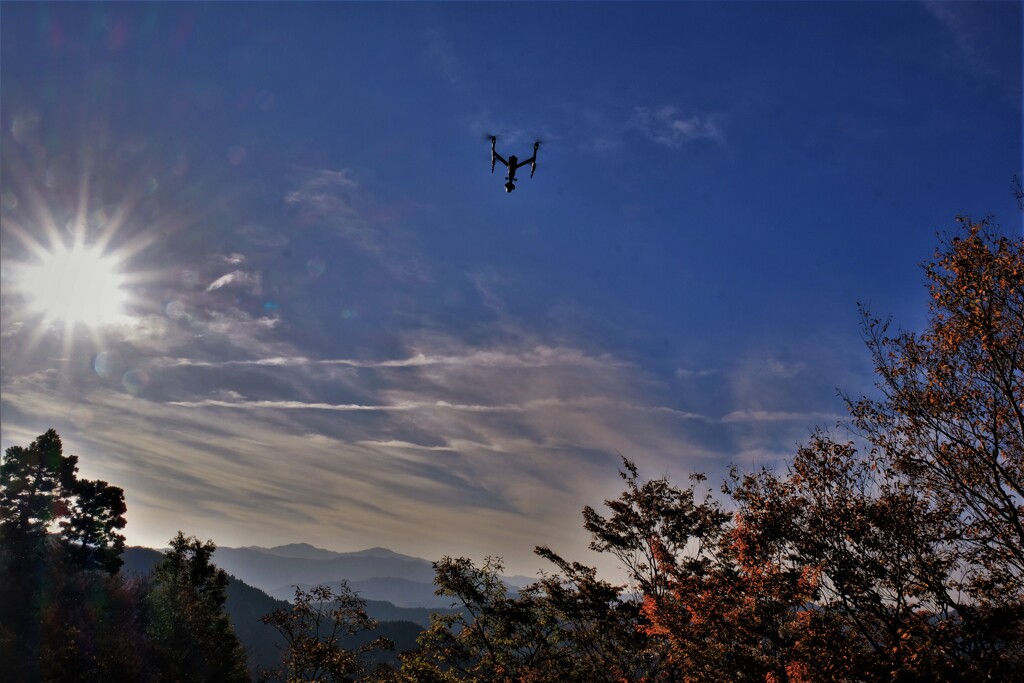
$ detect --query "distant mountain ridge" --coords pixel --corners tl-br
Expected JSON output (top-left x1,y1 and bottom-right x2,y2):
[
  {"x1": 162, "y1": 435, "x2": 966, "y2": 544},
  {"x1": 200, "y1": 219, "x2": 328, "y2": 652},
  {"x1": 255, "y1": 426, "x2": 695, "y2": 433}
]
[
  {"x1": 270, "y1": 576, "x2": 452, "y2": 609},
  {"x1": 120, "y1": 546, "x2": 427, "y2": 673},
  {"x1": 246, "y1": 543, "x2": 414, "y2": 562},
  {"x1": 212, "y1": 544, "x2": 441, "y2": 606},
  {"x1": 128, "y1": 542, "x2": 535, "y2": 611}
]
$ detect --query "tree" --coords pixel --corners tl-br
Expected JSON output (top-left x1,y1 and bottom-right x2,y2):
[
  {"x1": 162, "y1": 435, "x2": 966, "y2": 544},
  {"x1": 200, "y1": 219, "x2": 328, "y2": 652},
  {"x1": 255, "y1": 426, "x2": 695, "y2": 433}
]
[
  {"x1": 34, "y1": 568, "x2": 151, "y2": 683},
  {"x1": 400, "y1": 556, "x2": 551, "y2": 682},
  {"x1": 0, "y1": 429, "x2": 129, "y2": 680},
  {"x1": 0, "y1": 428, "x2": 126, "y2": 574},
  {"x1": 580, "y1": 458, "x2": 734, "y2": 681},
  {"x1": 533, "y1": 545, "x2": 678, "y2": 682},
  {"x1": 59, "y1": 477, "x2": 128, "y2": 574},
  {"x1": 0, "y1": 429, "x2": 79, "y2": 563},
  {"x1": 852, "y1": 219, "x2": 1023, "y2": 587},
  {"x1": 402, "y1": 547, "x2": 681, "y2": 682},
  {"x1": 147, "y1": 532, "x2": 251, "y2": 683},
  {"x1": 510, "y1": 219, "x2": 1020, "y2": 682},
  {"x1": 583, "y1": 459, "x2": 730, "y2": 600},
  {"x1": 259, "y1": 583, "x2": 393, "y2": 682},
  {"x1": 715, "y1": 219, "x2": 1024, "y2": 681},
  {"x1": 846, "y1": 219, "x2": 1023, "y2": 676}
]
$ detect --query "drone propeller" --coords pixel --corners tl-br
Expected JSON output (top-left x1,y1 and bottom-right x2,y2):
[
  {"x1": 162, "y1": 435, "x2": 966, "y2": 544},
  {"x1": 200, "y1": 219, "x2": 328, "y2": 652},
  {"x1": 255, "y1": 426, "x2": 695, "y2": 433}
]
[{"x1": 487, "y1": 134, "x2": 497, "y2": 173}]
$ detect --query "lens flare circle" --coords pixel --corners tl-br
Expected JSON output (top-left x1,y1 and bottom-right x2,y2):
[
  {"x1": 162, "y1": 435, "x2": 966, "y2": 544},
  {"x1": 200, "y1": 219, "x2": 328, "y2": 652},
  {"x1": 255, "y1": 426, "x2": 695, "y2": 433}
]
[{"x1": 22, "y1": 243, "x2": 128, "y2": 326}]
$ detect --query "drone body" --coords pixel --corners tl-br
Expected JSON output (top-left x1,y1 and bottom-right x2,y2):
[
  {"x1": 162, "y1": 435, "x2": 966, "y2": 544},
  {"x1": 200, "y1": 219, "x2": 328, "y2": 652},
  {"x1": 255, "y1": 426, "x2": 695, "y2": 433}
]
[{"x1": 490, "y1": 136, "x2": 540, "y2": 192}]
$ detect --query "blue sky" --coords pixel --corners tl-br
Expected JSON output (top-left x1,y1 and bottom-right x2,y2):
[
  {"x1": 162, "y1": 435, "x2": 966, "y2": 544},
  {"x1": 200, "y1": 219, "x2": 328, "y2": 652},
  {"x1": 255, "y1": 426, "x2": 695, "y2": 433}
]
[{"x1": 1, "y1": 1, "x2": 1020, "y2": 576}]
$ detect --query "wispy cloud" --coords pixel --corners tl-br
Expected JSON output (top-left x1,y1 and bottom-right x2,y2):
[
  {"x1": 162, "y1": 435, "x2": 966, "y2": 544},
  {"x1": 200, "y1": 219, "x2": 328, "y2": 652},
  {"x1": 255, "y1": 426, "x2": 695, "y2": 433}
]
[
  {"x1": 206, "y1": 270, "x2": 262, "y2": 294},
  {"x1": 629, "y1": 106, "x2": 724, "y2": 147},
  {"x1": 166, "y1": 394, "x2": 709, "y2": 420},
  {"x1": 358, "y1": 439, "x2": 457, "y2": 452},
  {"x1": 284, "y1": 169, "x2": 360, "y2": 222},
  {"x1": 426, "y1": 27, "x2": 464, "y2": 90},
  {"x1": 284, "y1": 167, "x2": 431, "y2": 283},
  {"x1": 1, "y1": 320, "x2": 857, "y2": 575},
  {"x1": 721, "y1": 410, "x2": 844, "y2": 424},
  {"x1": 923, "y1": 1, "x2": 1021, "y2": 104},
  {"x1": 237, "y1": 223, "x2": 288, "y2": 249},
  {"x1": 158, "y1": 346, "x2": 628, "y2": 370}
]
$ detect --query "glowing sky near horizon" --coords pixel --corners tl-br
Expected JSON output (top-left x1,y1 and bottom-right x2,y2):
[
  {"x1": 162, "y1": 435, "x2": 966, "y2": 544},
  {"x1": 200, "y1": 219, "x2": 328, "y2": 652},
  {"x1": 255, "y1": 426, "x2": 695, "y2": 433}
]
[{"x1": 1, "y1": 2, "x2": 1020, "y2": 577}]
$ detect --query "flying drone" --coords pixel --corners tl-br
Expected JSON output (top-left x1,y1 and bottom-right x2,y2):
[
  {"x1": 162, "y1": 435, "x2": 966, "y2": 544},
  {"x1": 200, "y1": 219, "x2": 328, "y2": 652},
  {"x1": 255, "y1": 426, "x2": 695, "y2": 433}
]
[{"x1": 490, "y1": 136, "x2": 540, "y2": 192}]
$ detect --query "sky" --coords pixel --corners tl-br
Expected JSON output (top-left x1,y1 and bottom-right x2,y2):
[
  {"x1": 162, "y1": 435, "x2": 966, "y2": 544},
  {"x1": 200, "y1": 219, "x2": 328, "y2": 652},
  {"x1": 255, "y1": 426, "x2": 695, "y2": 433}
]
[{"x1": 1, "y1": 1, "x2": 1021, "y2": 578}]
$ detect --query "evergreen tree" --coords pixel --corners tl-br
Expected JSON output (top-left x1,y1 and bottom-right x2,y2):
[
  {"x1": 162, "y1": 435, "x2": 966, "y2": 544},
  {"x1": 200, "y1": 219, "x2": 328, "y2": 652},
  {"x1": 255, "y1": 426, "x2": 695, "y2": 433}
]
[
  {"x1": 1, "y1": 429, "x2": 130, "y2": 680},
  {"x1": 147, "y1": 532, "x2": 251, "y2": 682}
]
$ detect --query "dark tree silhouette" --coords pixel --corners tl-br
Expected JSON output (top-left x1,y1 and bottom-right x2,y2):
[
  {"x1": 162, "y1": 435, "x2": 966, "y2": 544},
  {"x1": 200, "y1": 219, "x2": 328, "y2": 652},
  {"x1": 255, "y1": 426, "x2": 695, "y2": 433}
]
[
  {"x1": 1, "y1": 429, "x2": 130, "y2": 680},
  {"x1": 147, "y1": 532, "x2": 251, "y2": 682},
  {"x1": 259, "y1": 583, "x2": 393, "y2": 682}
]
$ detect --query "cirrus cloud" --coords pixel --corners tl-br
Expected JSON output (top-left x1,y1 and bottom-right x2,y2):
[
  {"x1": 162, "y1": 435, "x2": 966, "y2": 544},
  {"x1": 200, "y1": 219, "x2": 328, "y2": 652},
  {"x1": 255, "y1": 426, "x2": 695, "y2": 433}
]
[{"x1": 629, "y1": 105, "x2": 724, "y2": 147}]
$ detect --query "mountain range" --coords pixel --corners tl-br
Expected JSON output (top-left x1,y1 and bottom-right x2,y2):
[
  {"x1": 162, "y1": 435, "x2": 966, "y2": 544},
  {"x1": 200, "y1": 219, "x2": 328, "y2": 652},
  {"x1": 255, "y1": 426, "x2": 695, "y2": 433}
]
[
  {"x1": 121, "y1": 542, "x2": 534, "y2": 675},
  {"x1": 122, "y1": 545, "x2": 434, "y2": 675},
  {"x1": 212, "y1": 542, "x2": 534, "y2": 608}
]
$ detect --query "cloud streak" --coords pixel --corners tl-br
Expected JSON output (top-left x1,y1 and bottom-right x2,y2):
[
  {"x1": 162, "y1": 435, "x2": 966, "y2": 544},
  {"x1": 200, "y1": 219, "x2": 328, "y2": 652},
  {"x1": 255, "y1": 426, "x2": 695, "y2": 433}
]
[
  {"x1": 157, "y1": 346, "x2": 628, "y2": 370},
  {"x1": 167, "y1": 394, "x2": 710, "y2": 420}
]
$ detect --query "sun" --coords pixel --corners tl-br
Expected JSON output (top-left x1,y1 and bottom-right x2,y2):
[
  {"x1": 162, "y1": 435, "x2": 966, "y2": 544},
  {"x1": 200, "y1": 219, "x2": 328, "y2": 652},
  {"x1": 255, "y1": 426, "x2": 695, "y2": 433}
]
[{"x1": 21, "y1": 243, "x2": 129, "y2": 326}]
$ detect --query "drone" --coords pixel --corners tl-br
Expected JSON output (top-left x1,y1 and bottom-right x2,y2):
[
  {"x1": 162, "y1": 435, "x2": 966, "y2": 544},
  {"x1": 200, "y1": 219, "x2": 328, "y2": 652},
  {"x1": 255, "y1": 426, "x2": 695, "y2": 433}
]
[{"x1": 490, "y1": 136, "x2": 540, "y2": 192}]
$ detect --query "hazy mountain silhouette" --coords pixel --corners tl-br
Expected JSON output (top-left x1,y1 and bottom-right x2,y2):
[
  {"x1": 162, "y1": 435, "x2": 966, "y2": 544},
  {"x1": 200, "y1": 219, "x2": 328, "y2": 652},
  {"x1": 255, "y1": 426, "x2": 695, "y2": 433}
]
[
  {"x1": 269, "y1": 577, "x2": 451, "y2": 611},
  {"x1": 125, "y1": 542, "x2": 532, "y2": 611},
  {"x1": 213, "y1": 544, "x2": 436, "y2": 590},
  {"x1": 121, "y1": 546, "x2": 425, "y2": 672},
  {"x1": 251, "y1": 543, "x2": 414, "y2": 562},
  {"x1": 213, "y1": 544, "x2": 533, "y2": 608}
]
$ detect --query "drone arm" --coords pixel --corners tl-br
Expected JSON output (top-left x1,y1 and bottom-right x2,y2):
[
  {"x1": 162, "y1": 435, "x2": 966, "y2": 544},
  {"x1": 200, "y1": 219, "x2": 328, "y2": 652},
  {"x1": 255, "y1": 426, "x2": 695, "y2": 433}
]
[
  {"x1": 515, "y1": 155, "x2": 538, "y2": 178},
  {"x1": 492, "y1": 152, "x2": 508, "y2": 168},
  {"x1": 523, "y1": 142, "x2": 540, "y2": 178}
]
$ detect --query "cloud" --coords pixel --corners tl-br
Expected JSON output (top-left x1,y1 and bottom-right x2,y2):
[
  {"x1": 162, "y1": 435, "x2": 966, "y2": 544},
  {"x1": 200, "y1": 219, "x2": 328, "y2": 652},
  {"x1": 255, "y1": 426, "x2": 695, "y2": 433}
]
[
  {"x1": 675, "y1": 367, "x2": 718, "y2": 379},
  {"x1": 158, "y1": 346, "x2": 629, "y2": 371},
  {"x1": 237, "y1": 223, "x2": 288, "y2": 249},
  {"x1": 1, "y1": 318, "x2": 858, "y2": 576},
  {"x1": 720, "y1": 410, "x2": 844, "y2": 424},
  {"x1": 166, "y1": 394, "x2": 709, "y2": 420},
  {"x1": 284, "y1": 167, "x2": 431, "y2": 283},
  {"x1": 1, "y1": 321, "x2": 24, "y2": 339},
  {"x1": 629, "y1": 106, "x2": 724, "y2": 147},
  {"x1": 426, "y1": 27, "x2": 464, "y2": 90},
  {"x1": 923, "y1": 1, "x2": 1021, "y2": 103},
  {"x1": 206, "y1": 270, "x2": 262, "y2": 294},
  {"x1": 358, "y1": 439, "x2": 457, "y2": 452},
  {"x1": 284, "y1": 169, "x2": 360, "y2": 224}
]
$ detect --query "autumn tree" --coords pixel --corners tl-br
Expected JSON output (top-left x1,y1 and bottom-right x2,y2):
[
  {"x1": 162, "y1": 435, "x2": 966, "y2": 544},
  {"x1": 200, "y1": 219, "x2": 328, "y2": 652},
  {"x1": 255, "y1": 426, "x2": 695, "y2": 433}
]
[
  {"x1": 583, "y1": 459, "x2": 730, "y2": 600},
  {"x1": 398, "y1": 556, "x2": 554, "y2": 682},
  {"x1": 854, "y1": 219, "x2": 1023, "y2": 588},
  {"x1": 532, "y1": 545, "x2": 679, "y2": 681},
  {"x1": 622, "y1": 219, "x2": 1024, "y2": 682},
  {"x1": 850, "y1": 219, "x2": 1023, "y2": 675},
  {"x1": 716, "y1": 219, "x2": 1024, "y2": 681},
  {"x1": 259, "y1": 582, "x2": 394, "y2": 683},
  {"x1": 147, "y1": 532, "x2": 251, "y2": 682},
  {"x1": 379, "y1": 463, "x2": 732, "y2": 683},
  {"x1": 580, "y1": 458, "x2": 815, "y2": 682}
]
